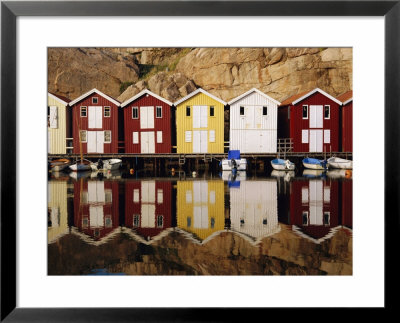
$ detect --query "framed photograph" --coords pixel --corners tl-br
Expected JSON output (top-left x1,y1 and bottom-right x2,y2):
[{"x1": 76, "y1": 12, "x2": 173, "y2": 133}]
[{"x1": 1, "y1": 0, "x2": 397, "y2": 320}]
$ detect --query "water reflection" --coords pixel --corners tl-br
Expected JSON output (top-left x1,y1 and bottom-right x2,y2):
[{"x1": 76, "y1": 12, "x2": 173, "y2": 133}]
[{"x1": 48, "y1": 169, "x2": 352, "y2": 275}]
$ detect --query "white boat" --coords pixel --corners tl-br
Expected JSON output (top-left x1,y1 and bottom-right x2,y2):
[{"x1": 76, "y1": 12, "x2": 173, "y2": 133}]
[
  {"x1": 302, "y1": 157, "x2": 327, "y2": 170},
  {"x1": 91, "y1": 158, "x2": 122, "y2": 171},
  {"x1": 49, "y1": 158, "x2": 71, "y2": 172},
  {"x1": 69, "y1": 159, "x2": 93, "y2": 172},
  {"x1": 271, "y1": 158, "x2": 295, "y2": 171},
  {"x1": 327, "y1": 157, "x2": 353, "y2": 169},
  {"x1": 220, "y1": 150, "x2": 247, "y2": 171}
]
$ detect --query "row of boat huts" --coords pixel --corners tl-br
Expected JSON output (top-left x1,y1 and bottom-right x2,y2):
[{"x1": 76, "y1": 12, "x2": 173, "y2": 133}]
[{"x1": 48, "y1": 87, "x2": 353, "y2": 156}]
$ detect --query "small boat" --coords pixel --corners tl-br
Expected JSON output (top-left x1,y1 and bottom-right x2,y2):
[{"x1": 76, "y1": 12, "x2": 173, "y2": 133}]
[
  {"x1": 302, "y1": 157, "x2": 327, "y2": 170},
  {"x1": 220, "y1": 150, "x2": 247, "y2": 171},
  {"x1": 91, "y1": 158, "x2": 122, "y2": 171},
  {"x1": 69, "y1": 159, "x2": 92, "y2": 172},
  {"x1": 327, "y1": 157, "x2": 353, "y2": 169},
  {"x1": 303, "y1": 169, "x2": 326, "y2": 178},
  {"x1": 49, "y1": 158, "x2": 71, "y2": 172},
  {"x1": 69, "y1": 170, "x2": 92, "y2": 180},
  {"x1": 271, "y1": 158, "x2": 295, "y2": 171}
]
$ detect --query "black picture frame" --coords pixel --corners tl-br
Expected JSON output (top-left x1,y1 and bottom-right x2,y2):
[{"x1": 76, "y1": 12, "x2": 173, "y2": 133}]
[{"x1": 1, "y1": 0, "x2": 398, "y2": 321}]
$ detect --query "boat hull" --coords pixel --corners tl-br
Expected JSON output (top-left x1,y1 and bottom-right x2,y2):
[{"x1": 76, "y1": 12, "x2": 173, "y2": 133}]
[
  {"x1": 271, "y1": 159, "x2": 295, "y2": 171},
  {"x1": 327, "y1": 157, "x2": 353, "y2": 169},
  {"x1": 302, "y1": 162, "x2": 325, "y2": 170},
  {"x1": 221, "y1": 159, "x2": 247, "y2": 171},
  {"x1": 69, "y1": 162, "x2": 92, "y2": 172}
]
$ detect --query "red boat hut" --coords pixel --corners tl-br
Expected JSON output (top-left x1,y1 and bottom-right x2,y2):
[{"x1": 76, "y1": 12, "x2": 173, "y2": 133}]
[
  {"x1": 278, "y1": 88, "x2": 342, "y2": 153},
  {"x1": 337, "y1": 90, "x2": 353, "y2": 152},
  {"x1": 69, "y1": 88, "x2": 120, "y2": 154},
  {"x1": 121, "y1": 89, "x2": 173, "y2": 154}
]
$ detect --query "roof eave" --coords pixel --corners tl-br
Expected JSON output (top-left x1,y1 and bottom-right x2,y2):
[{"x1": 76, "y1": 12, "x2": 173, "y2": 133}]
[
  {"x1": 121, "y1": 89, "x2": 173, "y2": 108},
  {"x1": 69, "y1": 88, "x2": 120, "y2": 106},
  {"x1": 292, "y1": 88, "x2": 342, "y2": 106},
  {"x1": 48, "y1": 92, "x2": 69, "y2": 106}
]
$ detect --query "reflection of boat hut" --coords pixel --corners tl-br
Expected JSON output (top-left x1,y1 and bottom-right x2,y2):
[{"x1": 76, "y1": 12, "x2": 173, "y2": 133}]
[
  {"x1": 228, "y1": 88, "x2": 280, "y2": 153},
  {"x1": 341, "y1": 178, "x2": 353, "y2": 233},
  {"x1": 175, "y1": 88, "x2": 226, "y2": 154},
  {"x1": 72, "y1": 179, "x2": 120, "y2": 245},
  {"x1": 124, "y1": 180, "x2": 172, "y2": 243},
  {"x1": 278, "y1": 88, "x2": 342, "y2": 153},
  {"x1": 69, "y1": 88, "x2": 120, "y2": 154},
  {"x1": 48, "y1": 92, "x2": 71, "y2": 154},
  {"x1": 121, "y1": 89, "x2": 173, "y2": 154},
  {"x1": 229, "y1": 180, "x2": 280, "y2": 244},
  {"x1": 48, "y1": 180, "x2": 69, "y2": 243},
  {"x1": 176, "y1": 180, "x2": 225, "y2": 243},
  {"x1": 290, "y1": 178, "x2": 340, "y2": 243}
]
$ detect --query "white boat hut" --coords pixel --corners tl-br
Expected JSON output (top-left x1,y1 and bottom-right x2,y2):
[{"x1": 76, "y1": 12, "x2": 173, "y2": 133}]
[{"x1": 228, "y1": 88, "x2": 280, "y2": 153}]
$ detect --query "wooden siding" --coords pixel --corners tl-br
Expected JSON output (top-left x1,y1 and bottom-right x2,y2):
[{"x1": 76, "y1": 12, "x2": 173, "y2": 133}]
[
  {"x1": 47, "y1": 180, "x2": 69, "y2": 243},
  {"x1": 124, "y1": 180, "x2": 172, "y2": 241},
  {"x1": 123, "y1": 93, "x2": 172, "y2": 153},
  {"x1": 342, "y1": 101, "x2": 353, "y2": 152},
  {"x1": 48, "y1": 94, "x2": 69, "y2": 154},
  {"x1": 176, "y1": 92, "x2": 224, "y2": 154},
  {"x1": 176, "y1": 180, "x2": 224, "y2": 242},
  {"x1": 73, "y1": 180, "x2": 120, "y2": 242},
  {"x1": 229, "y1": 180, "x2": 279, "y2": 242},
  {"x1": 229, "y1": 91, "x2": 278, "y2": 153},
  {"x1": 287, "y1": 91, "x2": 340, "y2": 152},
  {"x1": 290, "y1": 179, "x2": 340, "y2": 242},
  {"x1": 71, "y1": 92, "x2": 119, "y2": 154}
]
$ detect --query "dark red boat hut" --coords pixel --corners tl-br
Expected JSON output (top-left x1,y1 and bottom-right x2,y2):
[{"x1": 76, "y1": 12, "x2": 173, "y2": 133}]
[
  {"x1": 121, "y1": 89, "x2": 173, "y2": 154},
  {"x1": 278, "y1": 88, "x2": 342, "y2": 153},
  {"x1": 337, "y1": 90, "x2": 353, "y2": 152},
  {"x1": 125, "y1": 180, "x2": 172, "y2": 243},
  {"x1": 69, "y1": 88, "x2": 120, "y2": 154},
  {"x1": 289, "y1": 178, "x2": 340, "y2": 243},
  {"x1": 72, "y1": 179, "x2": 120, "y2": 244}
]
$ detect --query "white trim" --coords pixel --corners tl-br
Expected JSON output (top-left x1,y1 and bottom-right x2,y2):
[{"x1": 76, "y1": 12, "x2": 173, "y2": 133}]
[
  {"x1": 156, "y1": 106, "x2": 163, "y2": 118},
  {"x1": 69, "y1": 88, "x2": 120, "y2": 106},
  {"x1": 48, "y1": 92, "x2": 69, "y2": 106},
  {"x1": 343, "y1": 98, "x2": 353, "y2": 105},
  {"x1": 292, "y1": 88, "x2": 342, "y2": 105},
  {"x1": 132, "y1": 106, "x2": 139, "y2": 119},
  {"x1": 324, "y1": 105, "x2": 331, "y2": 119},
  {"x1": 302, "y1": 104, "x2": 309, "y2": 119},
  {"x1": 80, "y1": 106, "x2": 87, "y2": 117},
  {"x1": 104, "y1": 106, "x2": 111, "y2": 117},
  {"x1": 227, "y1": 87, "x2": 281, "y2": 106},
  {"x1": 120, "y1": 88, "x2": 173, "y2": 107},
  {"x1": 174, "y1": 88, "x2": 227, "y2": 106}
]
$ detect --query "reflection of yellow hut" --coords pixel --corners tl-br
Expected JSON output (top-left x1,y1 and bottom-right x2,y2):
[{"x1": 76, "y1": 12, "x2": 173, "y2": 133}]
[
  {"x1": 48, "y1": 181, "x2": 69, "y2": 243},
  {"x1": 177, "y1": 180, "x2": 224, "y2": 242}
]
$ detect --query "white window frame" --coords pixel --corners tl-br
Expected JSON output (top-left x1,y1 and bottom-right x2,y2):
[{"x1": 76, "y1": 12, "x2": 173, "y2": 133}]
[
  {"x1": 302, "y1": 105, "x2": 309, "y2": 119},
  {"x1": 104, "y1": 106, "x2": 111, "y2": 117},
  {"x1": 302, "y1": 211, "x2": 309, "y2": 226},
  {"x1": 186, "y1": 106, "x2": 191, "y2": 117},
  {"x1": 302, "y1": 130, "x2": 309, "y2": 144},
  {"x1": 209, "y1": 130, "x2": 216, "y2": 143},
  {"x1": 157, "y1": 131, "x2": 163, "y2": 143},
  {"x1": 210, "y1": 105, "x2": 215, "y2": 117},
  {"x1": 185, "y1": 131, "x2": 192, "y2": 143},
  {"x1": 79, "y1": 130, "x2": 87, "y2": 143},
  {"x1": 132, "y1": 106, "x2": 139, "y2": 119},
  {"x1": 104, "y1": 130, "x2": 112, "y2": 143},
  {"x1": 157, "y1": 215, "x2": 164, "y2": 228},
  {"x1": 324, "y1": 129, "x2": 331, "y2": 144},
  {"x1": 133, "y1": 189, "x2": 140, "y2": 203},
  {"x1": 133, "y1": 132, "x2": 139, "y2": 144},
  {"x1": 92, "y1": 97, "x2": 98, "y2": 104},
  {"x1": 324, "y1": 105, "x2": 331, "y2": 119},
  {"x1": 156, "y1": 106, "x2": 162, "y2": 118},
  {"x1": 240, "y1": 106, "x2": 245, "y2": 116},
  {"x1": 80, "y1": 106, "x2": 87, "y2": 117},
  {"x1": 323, "y1": 212, "x2": 331, "y2": 226},
  {"x1": 262, "y1": 106, "x2": 268, "y2": 116},
  {"x1": 157, "y1": 189, "x2": 163, "y2": 204}
]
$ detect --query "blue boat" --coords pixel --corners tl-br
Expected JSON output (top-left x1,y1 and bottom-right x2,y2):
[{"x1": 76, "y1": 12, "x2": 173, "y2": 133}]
[
  {"x1": 302, "y1": 157, "x2": 327, "y2": 170},
  {"x1": 220, "y1": 150, "x2": 247, "y2": 171},
  {"x1": 271, "y1": 158, "x2": 295, "y2": 171}
]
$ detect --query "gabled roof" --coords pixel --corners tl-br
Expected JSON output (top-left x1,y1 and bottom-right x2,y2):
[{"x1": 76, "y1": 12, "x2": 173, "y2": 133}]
[
  {"x1": 280, "y1": 88, "x2": 342, "y2": 106},
  {"x1": 227, "y1": 88, "x2": 281, "y2": 106},
  {"x1": 120, "y1": 88, "x2": 172, "y2": 108},
  {"x1": 337, "y1": 90, "x2": 353, "y2": 105},
  {"x1": 174, "y1": 88, "x2": 227, "y2": 106},
  {"x1": 69, "y1": 88, "x2": 120, "y2": 106},
  {"x1": 48, "y1": 92, "x2": 70, "y2": 105}
]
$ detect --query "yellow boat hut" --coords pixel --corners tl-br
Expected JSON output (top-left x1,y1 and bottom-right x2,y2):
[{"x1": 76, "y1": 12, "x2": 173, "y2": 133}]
[
  {"x1": 174, "y1": 88, "x2": 226, "y2": 154},
  {"x1": 48, "y1": 92, "x2": 71, "y2": 154}
]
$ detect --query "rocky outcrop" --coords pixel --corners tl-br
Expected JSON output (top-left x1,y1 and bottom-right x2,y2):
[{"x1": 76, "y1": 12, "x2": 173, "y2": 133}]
[{"x1": 48, "y1": 47, "x2": 352, "y2": 103}]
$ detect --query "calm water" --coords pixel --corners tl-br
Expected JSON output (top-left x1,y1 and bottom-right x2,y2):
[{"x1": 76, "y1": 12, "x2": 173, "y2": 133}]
[{"x1": 48, "y1": 168, "x2": 352, "y2": 275}]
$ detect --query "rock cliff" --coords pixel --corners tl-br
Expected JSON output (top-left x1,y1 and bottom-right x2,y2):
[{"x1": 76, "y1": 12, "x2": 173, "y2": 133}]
[{"x1": 48, "y1": 47, "x2": 352, "y2": 103}]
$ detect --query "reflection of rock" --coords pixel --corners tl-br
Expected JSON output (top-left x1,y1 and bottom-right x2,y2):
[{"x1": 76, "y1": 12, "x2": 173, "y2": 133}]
[
  {"x1": 48, "y1": 225, "x2": 352, "y2": 275},
  {"x1": 49, "y1": 47, "x2": 352, "y2": 104}
]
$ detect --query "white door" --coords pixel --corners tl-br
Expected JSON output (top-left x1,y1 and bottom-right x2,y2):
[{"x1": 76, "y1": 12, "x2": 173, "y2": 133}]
[
  {"x1": 193, "y1": 131, "x2": 207, "y2": 153},
  {"x1": 141, "y1": 132, "x2": 155, "y2": 153},
  {"x1": 87, "y1": 131, "x2": 104, "y2": 153},
  {"x1": 88, "y1": 106, "x2": 102, "y2": 128},
  {"x1": 140, "y1": 106, "x2": 154, "y2": 129},
  {"x1": 309, "y1": 181, "x2": 323, "y2": 225},
  {"x1": 193, "y1": 106, "x2": 208, "y2": 128},
  {"x1": 89, "y1": 206, "x2": 104, "y2": 228},
  {"x1": 309, "y1": 105, "x2": 323, "y2": 128},
  {"x1": 141, "y1": 181, "x2": 155, "y2": 203},
  {"x1": 309, "y1": 130, "x2": 323, "y2": 152}
]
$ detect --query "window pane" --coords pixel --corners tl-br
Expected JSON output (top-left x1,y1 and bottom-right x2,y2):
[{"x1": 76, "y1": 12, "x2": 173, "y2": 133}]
[
  {"x1": 210, "y1": 106, "x2": 214, "y2": 116},
  {"x1": 132, "y1": 107, "x2": 138, "y2": 119},
  {"x1": 156, "y1": 106, "x2": 162, "y2": 118},
  {"x1": 92, "y1": 97, "x2": 98, "y2": 104},
  {"x1": 263, "y1": 106, "x2": 267, "y2": 115},
  {"x1": 324, "y1": 105, "x2": 330, "y2": 118},
  {"x1": 186, "y1": 106, "x2": 190, "y2": 116},
  {"x1": 81, "y1": 107, "x2": 87, "y2": 117},
  {"x1": 240, "y1": 106, "x2": 244, "y2": 115},
  {"x1": 302, "y1": 105, "x2": 308, "y2": 118},
  {"x1": 104, "y1": 106, "x2": 111, "y2": 117},
  {"x1": 104, "y1": 131, "x2": 111, "y2": 143}
]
